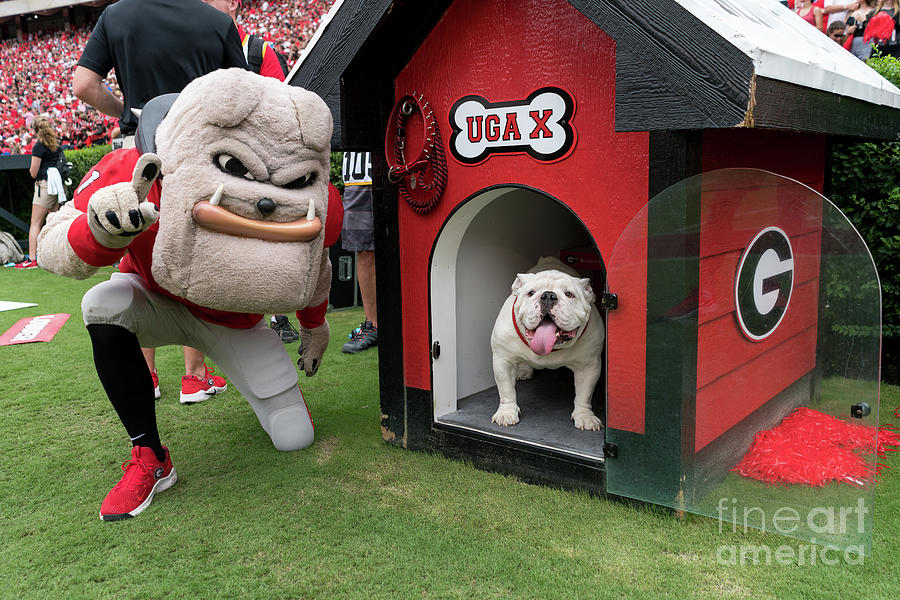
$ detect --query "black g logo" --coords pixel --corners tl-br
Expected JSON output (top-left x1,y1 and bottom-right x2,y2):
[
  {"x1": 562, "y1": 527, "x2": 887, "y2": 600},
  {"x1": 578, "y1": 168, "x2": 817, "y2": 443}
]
[{"x1": 735, "y1": 227, "x2": 794, "y2": 341}]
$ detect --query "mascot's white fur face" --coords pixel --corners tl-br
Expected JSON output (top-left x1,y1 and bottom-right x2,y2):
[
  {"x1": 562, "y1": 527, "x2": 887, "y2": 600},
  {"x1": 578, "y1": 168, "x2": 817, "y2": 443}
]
[{"x1": 151, "y1": 68, "x2": 333, "y2": 314}]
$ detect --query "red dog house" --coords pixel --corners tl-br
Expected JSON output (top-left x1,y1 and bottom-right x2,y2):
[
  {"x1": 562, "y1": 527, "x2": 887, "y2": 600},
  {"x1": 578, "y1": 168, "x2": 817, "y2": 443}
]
[{"x1": 292, "y1": 0, "x2": 899, "y2": 551}]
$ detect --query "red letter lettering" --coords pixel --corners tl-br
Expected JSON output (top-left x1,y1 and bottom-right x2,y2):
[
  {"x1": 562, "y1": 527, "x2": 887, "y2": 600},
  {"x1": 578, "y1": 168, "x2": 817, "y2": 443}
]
[
  {"x1": 530, "y1": 109, "x2": 552, "y2": 139},
  {"x1": 467, "y1": 116, "x2": 483, "y2": 143},
  {"x1": 503, "y1": 112, "x2": 521, "y2": 141},
  {"x1": 485, "y1": 114, "x2": 501, "y2": 142}
]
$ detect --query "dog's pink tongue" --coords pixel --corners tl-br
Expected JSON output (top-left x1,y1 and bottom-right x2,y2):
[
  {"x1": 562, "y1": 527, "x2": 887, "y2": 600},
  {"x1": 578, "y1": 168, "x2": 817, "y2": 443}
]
[{"x1": 530, "y1": 320, "x2": 558, "y2": 356}]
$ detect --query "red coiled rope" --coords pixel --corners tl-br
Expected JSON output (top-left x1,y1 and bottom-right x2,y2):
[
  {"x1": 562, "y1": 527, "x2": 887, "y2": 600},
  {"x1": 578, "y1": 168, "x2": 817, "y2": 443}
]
[{"x1": 385, "y1": 92, "x2": 447, "y2": 215}]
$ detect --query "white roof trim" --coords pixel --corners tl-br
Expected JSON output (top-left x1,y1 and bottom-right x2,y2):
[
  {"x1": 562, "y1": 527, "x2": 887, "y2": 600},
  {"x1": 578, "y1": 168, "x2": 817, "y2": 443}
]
[{"x1": 676, "y1": 0, "x2": 900, "y2": 108}]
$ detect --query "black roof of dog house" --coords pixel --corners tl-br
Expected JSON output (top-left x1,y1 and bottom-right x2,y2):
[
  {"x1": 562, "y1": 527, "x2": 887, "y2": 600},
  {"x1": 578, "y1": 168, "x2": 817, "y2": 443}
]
[{"x1": 290, "y1": 0, "x2": 900, "y2": 148}]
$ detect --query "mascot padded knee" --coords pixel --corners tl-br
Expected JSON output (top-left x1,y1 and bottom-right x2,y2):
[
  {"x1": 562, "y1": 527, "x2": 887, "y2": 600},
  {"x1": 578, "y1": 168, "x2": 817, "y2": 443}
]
[{"x1": 38, "y1": 68, "x2": 340, "y2": 450}]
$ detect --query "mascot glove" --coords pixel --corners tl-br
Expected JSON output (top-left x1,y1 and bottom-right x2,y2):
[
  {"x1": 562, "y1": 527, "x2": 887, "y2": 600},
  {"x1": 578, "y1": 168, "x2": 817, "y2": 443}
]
[
  {"x1": 86, "y1": 153, "x2": 162, "y2": 249},
  {"x1": 297, "y1": 320, "x2": 329, "y2": 377}
]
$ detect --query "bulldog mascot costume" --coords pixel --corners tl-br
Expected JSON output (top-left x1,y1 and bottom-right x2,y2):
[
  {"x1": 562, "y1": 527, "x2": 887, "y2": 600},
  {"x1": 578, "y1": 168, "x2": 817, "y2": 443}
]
[{"x1": 38, "y1": 69, "x2": 342, "y2": 521}]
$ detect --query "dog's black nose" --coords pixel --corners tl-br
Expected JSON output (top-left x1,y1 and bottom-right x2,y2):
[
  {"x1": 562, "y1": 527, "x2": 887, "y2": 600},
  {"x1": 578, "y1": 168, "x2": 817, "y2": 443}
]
[
  {"x1": 540, "y1": 291, "x2": 558, "y2": 312},
  {"x1": 257, "y1": 198, "x2": 277, "y2": 216}
]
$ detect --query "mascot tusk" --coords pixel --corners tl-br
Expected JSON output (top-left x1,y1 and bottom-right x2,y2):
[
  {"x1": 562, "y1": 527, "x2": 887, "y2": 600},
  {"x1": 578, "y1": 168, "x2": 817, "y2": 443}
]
[{"x1": 210, "y1": 183, "x2": 225, "y2": 206}]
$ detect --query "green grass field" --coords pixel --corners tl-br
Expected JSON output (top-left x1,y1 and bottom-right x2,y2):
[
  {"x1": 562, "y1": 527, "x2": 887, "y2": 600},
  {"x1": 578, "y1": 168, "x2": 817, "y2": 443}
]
[{"x1": 1, "y1": 266, "x2": 899, "y2": 599}]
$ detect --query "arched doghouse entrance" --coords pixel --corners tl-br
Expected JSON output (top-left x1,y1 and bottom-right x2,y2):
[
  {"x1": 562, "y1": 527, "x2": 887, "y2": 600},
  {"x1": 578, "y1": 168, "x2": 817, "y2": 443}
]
[{"x1": 430, "y1": 185, "x2": 607, "y2": 460}]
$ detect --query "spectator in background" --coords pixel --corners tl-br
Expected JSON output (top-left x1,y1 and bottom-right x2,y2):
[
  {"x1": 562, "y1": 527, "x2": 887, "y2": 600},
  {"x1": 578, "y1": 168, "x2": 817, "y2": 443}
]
[
  {"x1": 236, "y1": 0, "x2": 333, "y2": 64},
  {"x1": 866, "y1": 0, "x2": 900, "y2": 56},
  {"x1": 824, "y1": 1, "x2": 860, "y2": 28},
  {"x1": 0, "y1": 26, "x2": 119, "y2": 152},
  {"x1": 846, "y1": 1, "x2": 877, "y2": 57},
  {"x1": 827, "y1": 19, "x2": 849, "y2": 43},
  {"x1": 73, "y1": 0, "x2": 248, "y2": 143},
  {"x1": 203, "y1": 0, "x2": 286, "y2": 81},
  {"x1": 340, "y1": 151, "x2": 379, "y2": 354},
  {"x1": 796, "y1": 0, "x2": 826, "y2": 30},
  {"x1": 15, "y1": 116, "x2": 62, "y2": 269}
]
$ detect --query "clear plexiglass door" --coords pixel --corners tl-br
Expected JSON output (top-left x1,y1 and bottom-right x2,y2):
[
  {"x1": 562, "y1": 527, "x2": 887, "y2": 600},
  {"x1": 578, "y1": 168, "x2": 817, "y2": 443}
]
[{"x1": 605, "y1": 169, "x2": 882, "y2": 554}]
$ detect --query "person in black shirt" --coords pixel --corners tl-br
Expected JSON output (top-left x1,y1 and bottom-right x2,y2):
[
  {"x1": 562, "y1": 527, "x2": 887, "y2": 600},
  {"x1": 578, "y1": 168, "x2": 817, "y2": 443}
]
[
  {"x1": 71, "y1": 0, "x2": 249, "y2": 418},
  {"x1": 15, "y1": 116, "x2": 62, "y2": 269},
  {"x1": 72, "y1": 0, "x2": 248, "y2": 136}
]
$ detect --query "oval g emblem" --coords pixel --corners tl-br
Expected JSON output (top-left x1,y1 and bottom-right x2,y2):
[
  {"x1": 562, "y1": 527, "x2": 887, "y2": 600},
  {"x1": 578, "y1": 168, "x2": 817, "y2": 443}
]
[{"x1": 735, "y1": 227, "x2": 794, "y2": 341}]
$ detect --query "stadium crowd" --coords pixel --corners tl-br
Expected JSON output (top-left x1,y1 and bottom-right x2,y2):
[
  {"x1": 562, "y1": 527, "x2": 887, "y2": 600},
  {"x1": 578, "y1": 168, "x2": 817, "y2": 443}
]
[
  {"x1": 1, "y1": 0, "x2": 896, "y2": 155},
  {"x1": 0, "y1": 26, "x2": 117, "y2": 154},
  {"x1": 0, "y1": 0, "x2": 333, "y2": 154}
]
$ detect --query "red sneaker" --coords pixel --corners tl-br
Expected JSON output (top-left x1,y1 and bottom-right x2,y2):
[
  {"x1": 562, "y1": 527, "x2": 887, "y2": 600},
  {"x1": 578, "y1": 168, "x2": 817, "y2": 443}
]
[
  {"x1": 179, "y1": 364, "x2": 227, "y2": 404},
  {"x1": 203, "y1": 364, "x2": 227, "y2": 395},
  {"x1": 14, "y1": 259, "x2": 37, "y2": 269},
  {"x1": 150, "y1": 369, "x2": 161, "y2": 400},
  {"x1": 99, "y1": 446, "x2": 176, "y2": 521}
]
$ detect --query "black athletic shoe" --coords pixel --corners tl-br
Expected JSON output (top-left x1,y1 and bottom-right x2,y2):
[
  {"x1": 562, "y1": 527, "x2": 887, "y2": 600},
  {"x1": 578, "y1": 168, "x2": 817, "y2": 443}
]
[
  {"x1": 270, "y1": 314, "x2": 300, "y2": 343},
  {"x1": 342, "y1": 321, "x2": 377, "y2": 354}
]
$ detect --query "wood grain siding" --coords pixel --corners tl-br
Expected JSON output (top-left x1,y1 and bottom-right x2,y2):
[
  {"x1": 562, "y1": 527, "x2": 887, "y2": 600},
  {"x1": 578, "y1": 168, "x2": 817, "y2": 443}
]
[
  {"x1": 695, "y1": 327, "x2": 817, "y2": 451},
  {"x1": 698, "y1": 277, "x2": 818, "y2": 389},
  {"x1": 289, "y1": 0, "x2": 393, "y2": 148},
  {"x1": 372, "y1": 148, "x2": 408, "y2": 445},
  {"x1": 694, "y1": 180, "x2": 822, "y2": 452},
  {"x1": 752, "y1": 77, "x2": 900, "y2": 142},
  {"x1": 568, "y1": 0, "x2": 753, "y2": 131}
]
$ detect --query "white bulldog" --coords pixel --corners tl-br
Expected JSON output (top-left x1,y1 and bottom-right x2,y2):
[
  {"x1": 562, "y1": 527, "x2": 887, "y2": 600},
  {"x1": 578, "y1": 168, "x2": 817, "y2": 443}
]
[{"x1": 490, "y1": 256, "x2": 605, "y2": 430}]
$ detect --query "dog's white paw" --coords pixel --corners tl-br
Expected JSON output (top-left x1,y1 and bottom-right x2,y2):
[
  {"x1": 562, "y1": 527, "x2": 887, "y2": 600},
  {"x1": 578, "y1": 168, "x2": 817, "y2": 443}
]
[
  {"x1": 516, "y1": 364, "x2": 534, "y2": 381},
  {"x1": 572, "y1": 410, "x2": 603, "y2": 431},
  {"x1": 492, "y1": 405, "x2": 521, "y2": 426}
]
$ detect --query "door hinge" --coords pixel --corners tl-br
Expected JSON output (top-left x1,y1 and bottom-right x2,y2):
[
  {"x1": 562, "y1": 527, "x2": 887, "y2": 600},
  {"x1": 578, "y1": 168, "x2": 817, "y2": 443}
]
[
  {"x1": 603, "y1": 442, "x2": 618, "y2": 459},
  {"x1": 432, "y1": 341, "x2": 441, "y2": 359},
  {"x1": 600, "y1": 292, "x2": 618, "y2": 310}
]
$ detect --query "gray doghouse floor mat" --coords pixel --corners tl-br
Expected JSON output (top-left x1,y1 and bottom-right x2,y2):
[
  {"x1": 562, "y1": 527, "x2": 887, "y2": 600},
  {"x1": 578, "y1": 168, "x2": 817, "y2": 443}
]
[{"x1": 437, "y1": 368, "x2": 605, "y2": 459}]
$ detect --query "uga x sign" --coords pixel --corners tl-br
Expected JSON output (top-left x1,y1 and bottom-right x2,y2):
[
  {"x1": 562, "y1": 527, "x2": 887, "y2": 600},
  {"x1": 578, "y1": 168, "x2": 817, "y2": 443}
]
[
  {"x1": 734, "y1": 227, "x2": 794, "y2": 341},
  {"x1": 448, "y1": 87, "x2": 576, "y2": 165}
]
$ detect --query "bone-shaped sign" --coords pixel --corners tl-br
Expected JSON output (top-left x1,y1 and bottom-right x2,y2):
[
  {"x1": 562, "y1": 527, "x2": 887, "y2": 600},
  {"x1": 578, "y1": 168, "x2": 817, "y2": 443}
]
[{"x1": 448, "y1": 87, "x2": 576, "y2": 165}]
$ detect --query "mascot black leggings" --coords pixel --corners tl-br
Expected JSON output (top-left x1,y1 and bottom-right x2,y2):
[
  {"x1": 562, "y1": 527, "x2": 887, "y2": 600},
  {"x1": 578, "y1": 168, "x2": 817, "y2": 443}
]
[{"x1": 87, "y1": 324, "x2": 165, "y2": 462}]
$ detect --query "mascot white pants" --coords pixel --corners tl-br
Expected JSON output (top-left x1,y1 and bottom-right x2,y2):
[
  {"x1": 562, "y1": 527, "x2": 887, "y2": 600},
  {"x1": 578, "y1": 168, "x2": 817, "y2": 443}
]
[{"x1": 82, "y1": 272, "x2": 314, "y2": 450}]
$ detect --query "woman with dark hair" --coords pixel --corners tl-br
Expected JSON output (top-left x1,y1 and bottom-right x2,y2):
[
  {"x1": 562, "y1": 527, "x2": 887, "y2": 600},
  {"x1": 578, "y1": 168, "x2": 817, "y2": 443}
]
[
  {"x1": 795, "y1": 0, "x2": 826, "y2": 31},
  {"x1": 847, "y1": 1, "x2": 877, "y2": 59},
  {"x1": 15, "y1": 116, "x2": 63, "y2": 269}
]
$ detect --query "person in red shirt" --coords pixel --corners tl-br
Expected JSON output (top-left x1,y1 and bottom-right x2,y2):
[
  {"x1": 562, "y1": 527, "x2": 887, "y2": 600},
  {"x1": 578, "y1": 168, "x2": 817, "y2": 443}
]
[{"x1": 203, "y1": 0, "x2": 287, "y2": 81}]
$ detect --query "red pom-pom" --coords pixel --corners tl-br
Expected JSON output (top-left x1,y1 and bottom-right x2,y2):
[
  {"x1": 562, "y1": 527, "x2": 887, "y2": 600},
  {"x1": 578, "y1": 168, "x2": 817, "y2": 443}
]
[
  {"x1": 731, "y1": 407, "x2": 900, "y2": 487},
  {"x1": 864, "y1": 11, "x2": 896, "y2": 43}
]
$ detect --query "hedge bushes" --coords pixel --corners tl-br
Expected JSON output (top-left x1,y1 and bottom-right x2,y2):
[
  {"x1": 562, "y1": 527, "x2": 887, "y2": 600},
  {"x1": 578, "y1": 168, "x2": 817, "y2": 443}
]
[
  {"x1": 828, "y1": 141, "x2": 900, "y2": 382},
  {"x1": 63, "y1": 144, "x2": 112, "y2": 196},
  {"x1": 826, "y1": 51, "x2": 900, "y2": 383}
]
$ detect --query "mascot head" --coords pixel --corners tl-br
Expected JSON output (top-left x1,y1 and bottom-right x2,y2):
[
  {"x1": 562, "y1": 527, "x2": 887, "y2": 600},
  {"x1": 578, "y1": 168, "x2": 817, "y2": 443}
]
[{"x1": 149, "y1": 68, "x2": 333, "y2": 314}]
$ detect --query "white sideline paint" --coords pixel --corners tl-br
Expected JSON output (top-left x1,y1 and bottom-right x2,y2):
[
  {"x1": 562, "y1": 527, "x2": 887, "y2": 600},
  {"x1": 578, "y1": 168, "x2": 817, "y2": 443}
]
[{"x1": 0, "y1": 301, "x2": 37, "y2": 312}]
